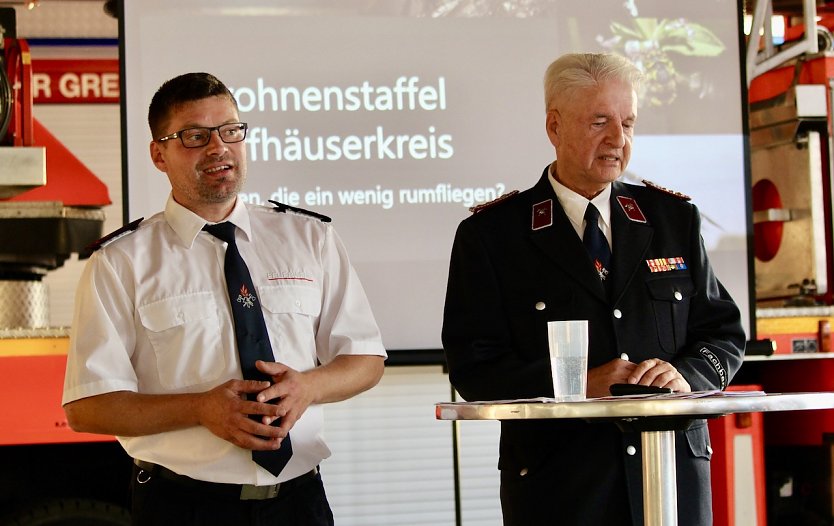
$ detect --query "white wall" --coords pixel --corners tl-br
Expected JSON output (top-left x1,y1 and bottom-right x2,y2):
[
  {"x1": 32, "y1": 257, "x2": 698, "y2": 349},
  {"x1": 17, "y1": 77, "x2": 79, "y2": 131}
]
[{"x1": 324, "y1": 366, "x2": 502, "y2": 525}]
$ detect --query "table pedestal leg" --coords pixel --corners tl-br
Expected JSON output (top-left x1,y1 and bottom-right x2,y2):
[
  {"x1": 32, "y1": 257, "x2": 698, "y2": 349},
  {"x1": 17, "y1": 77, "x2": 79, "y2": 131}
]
[{"x1": 642, "y1": 430, "x2": 678, "y2": 526}]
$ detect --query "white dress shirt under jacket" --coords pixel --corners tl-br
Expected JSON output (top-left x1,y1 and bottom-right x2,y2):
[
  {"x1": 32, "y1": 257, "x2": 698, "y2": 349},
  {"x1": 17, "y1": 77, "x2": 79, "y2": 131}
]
[{"x1": 548, "y1": 170, "x2": 613, "y2": 250}]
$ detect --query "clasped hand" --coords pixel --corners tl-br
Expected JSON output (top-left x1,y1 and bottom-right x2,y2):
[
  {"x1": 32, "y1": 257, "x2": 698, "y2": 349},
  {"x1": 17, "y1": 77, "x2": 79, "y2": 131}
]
[{"x1": 198, "y1": 360, "x2": 314, "y2": 451}]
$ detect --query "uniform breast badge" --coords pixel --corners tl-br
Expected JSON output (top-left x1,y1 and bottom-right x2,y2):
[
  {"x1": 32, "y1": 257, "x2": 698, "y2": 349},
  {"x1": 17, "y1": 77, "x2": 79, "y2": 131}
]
[{"x1": 646, "y1": 257, "x2": 687, "y2": 273}]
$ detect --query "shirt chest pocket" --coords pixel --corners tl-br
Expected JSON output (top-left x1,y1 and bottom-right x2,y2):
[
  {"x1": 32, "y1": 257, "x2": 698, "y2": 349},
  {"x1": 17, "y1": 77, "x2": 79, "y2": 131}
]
[
  {"x1": 138, "y1": 292, "x2": 227, "y2": 389},
  {"x1": 259, "y1": 284, "x2": 322, "y2": 317},
  {"x1": 259, "y1": 284, "x2": 321, "y2": 366},
  {"x1": 646, "y1": 277, "x2": 695, "y2": 354}
]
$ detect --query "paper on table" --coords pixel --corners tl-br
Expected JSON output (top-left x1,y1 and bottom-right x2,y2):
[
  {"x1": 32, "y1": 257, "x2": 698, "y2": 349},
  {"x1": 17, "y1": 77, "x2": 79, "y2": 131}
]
[
  {"x1": 589, "y1": 390, "x2": 767, "y2": 401},
  {"x1": 442, "y1": 390, "x2": 768, "y2": 405}
]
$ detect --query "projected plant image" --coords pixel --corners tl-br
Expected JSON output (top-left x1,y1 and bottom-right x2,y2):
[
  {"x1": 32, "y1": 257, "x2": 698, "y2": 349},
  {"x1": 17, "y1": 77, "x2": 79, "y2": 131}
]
[
  {"x1": 597, "y1": 16, "x2": 726, "y2": 107},
  {"x1": 407, "y1": 0, "x2": 726, "y2": 108}
]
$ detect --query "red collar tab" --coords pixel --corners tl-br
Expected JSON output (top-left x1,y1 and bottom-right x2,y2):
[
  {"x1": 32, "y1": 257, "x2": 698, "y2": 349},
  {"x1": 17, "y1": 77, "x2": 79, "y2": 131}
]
[
  {"x1": 616, "y1": 196, "x2": 647, "y2": 223},
  {"x1": 531, "y1": 199, "x2": 553, "y2": 230}
]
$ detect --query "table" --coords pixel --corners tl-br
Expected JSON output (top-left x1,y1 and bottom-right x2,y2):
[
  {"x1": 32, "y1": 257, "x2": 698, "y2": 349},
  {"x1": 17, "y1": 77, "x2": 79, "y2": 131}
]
[{"x1": 436, "y1": 392, "x2": 834, "y2": 526}]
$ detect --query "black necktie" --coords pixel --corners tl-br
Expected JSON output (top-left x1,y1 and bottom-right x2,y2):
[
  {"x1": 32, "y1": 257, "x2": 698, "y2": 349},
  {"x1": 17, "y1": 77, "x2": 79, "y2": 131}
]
[
  {"x1": 583, "y1": 203, "x2": 611, "y2": 282},
  {"x1": 203, "y1": 222, "x2": 292, "y2": 476}
]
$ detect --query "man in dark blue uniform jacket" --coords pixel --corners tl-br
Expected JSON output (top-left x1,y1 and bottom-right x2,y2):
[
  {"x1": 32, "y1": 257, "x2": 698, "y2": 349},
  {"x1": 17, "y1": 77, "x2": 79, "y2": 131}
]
[{"x1": 442, "y1": 53, "x2": 745, "y2": 525}]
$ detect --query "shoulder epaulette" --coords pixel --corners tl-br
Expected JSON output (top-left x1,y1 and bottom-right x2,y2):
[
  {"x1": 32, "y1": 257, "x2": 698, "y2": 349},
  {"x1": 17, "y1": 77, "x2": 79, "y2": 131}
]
[
  {"x1": 268, "y1": 200, "x2": 331, "y2": 223},
  {"x1": 85, "y1": 217, "x2": 144, "y2": 253},
  {"x1": 642, "y1": 180, "x2": 691, "y2": 201},
  {"x1": 469, "y1": 190, "x2": 520, "y2": 214}
]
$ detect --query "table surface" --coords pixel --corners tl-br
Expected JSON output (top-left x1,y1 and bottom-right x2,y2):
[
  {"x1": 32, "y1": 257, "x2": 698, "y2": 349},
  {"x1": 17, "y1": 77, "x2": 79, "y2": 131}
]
[
  {"x1": 744, "y1": 352, "x2": 834, "y2": 361},
  {"x1": 435, "y1": 392, "x2": 834, "y2": 421}
]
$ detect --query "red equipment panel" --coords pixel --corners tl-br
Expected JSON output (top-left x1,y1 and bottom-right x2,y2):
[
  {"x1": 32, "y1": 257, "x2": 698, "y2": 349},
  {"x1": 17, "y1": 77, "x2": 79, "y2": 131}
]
[{"x1": 0, "y1": 339, "x2": 114, "y2": 446}]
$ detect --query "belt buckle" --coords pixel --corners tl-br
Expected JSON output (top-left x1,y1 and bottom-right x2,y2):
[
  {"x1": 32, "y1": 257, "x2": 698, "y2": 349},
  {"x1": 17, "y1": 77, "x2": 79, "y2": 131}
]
[{"x1": 240, "y1": 482, "x2": 280, "y2": 500}]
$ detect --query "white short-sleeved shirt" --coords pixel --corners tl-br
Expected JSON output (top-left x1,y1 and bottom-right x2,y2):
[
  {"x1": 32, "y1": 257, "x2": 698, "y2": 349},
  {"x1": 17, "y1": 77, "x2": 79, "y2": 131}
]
[{"x1": 63, "y1": 195, "x2": 387, "y2": 485}]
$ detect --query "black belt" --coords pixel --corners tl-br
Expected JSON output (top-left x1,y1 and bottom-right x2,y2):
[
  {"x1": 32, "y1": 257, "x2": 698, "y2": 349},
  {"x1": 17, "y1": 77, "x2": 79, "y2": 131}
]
[{"x1": 133, "y1": 459, "x2": 318, "y2": 501}]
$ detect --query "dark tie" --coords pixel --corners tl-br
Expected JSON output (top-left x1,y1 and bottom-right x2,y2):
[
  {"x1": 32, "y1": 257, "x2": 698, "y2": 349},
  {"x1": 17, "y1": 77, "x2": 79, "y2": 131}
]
[
  {"x1": 583, "y1": 203, "x2": 611, "y2": 282},
  {"x1": 203, "y1": 222, "x2": 292, "y2": 476}
]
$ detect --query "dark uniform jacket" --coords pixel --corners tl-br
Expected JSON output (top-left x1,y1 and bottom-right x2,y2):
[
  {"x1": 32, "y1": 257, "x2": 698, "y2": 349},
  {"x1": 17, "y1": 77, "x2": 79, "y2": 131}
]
[{"x1": 442, "y1": 168, "x2": 746, "y2": 526}]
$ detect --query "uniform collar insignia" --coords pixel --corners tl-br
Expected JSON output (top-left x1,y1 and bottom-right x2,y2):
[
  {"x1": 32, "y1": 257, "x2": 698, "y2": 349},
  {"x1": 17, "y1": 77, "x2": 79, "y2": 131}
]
[
  {"x1": 616, "y1": 195, "x2": 647, "y2": 223},
  {"x1": 531, "y1": 199, "x2": 553, "y2": 230}
]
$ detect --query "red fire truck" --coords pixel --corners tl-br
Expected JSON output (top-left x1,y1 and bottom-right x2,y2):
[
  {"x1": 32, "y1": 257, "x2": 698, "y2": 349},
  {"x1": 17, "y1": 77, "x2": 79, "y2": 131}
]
[{"x1": 0, "y1": 21, "x2": 131, "y2": 524}]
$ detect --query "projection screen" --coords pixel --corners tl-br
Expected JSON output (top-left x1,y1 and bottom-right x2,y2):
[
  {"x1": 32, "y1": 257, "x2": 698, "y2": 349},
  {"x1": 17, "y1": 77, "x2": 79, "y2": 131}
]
[{"x1": 122, "y1": 0, "x2": 751, "y2": 351}]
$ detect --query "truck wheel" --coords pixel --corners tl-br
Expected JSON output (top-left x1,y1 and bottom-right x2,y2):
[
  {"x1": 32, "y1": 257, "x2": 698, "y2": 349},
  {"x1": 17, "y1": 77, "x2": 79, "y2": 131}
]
[{"x1": 4, "y1": 498, "x2": 130, "y2": 526}]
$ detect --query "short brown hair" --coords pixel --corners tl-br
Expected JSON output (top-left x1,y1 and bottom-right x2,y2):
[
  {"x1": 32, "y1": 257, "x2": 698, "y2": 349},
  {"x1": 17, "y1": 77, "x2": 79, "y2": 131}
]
[{"x1": 148, "y1": 72, "x2": 237, "y2": 139}]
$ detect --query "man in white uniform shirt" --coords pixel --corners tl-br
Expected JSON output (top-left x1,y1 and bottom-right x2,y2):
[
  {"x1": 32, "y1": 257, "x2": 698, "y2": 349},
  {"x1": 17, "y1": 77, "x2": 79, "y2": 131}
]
[{"x1": 62, "y1": 72, "x2": 387, "y2": 525}]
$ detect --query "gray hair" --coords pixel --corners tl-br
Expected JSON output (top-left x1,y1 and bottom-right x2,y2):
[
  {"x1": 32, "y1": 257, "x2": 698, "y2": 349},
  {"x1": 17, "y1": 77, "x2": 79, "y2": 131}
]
[{"x1": 543, "y1": 53, "x2": 642, "y2": 110}]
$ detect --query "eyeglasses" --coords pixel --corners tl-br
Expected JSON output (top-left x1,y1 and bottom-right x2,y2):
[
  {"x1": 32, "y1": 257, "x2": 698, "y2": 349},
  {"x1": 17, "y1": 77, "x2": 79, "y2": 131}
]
[{"x1": 156, "y1": 122, "x2": 248, "y2": 148}]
